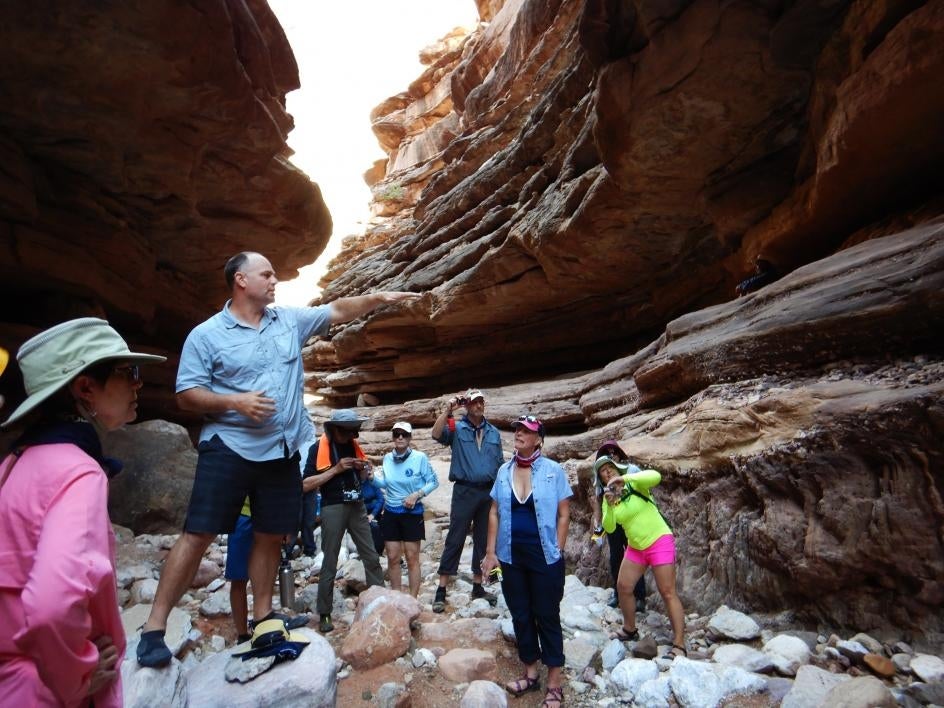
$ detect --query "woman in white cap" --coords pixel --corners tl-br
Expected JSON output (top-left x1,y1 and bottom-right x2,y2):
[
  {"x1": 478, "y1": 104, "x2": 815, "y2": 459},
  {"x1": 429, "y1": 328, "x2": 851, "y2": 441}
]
[
  {"x1": 375, "y1": 421, "x2": 439, "y2": 596},
  {"x1": 482, "y1": 415, "x2": 571, "y2": 708},
  {"x1": 0, "y1": 318, "x2": 165, "y2": 707}
]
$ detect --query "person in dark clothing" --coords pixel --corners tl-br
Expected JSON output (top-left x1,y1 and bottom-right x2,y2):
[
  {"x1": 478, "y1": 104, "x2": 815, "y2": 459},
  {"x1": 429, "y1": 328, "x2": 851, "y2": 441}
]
[
  {"x1": 590, "y1": 440, "x2": 647, "y2": 612},
  {"x1": 736, "y1": 256, "x2": 778, "y2": 296},
  {"x1": 301, "y1": 409, "x2": 383, "y2": 633},
  {"x1": 361, "y1": 477, "x2": 386, "y2": 555}
]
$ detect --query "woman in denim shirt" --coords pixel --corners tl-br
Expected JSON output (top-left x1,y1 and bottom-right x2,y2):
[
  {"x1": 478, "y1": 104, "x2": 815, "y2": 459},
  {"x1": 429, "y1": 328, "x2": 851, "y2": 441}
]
[{"x1": 482, "y1": 415, "x2": 571, "y2": 708}]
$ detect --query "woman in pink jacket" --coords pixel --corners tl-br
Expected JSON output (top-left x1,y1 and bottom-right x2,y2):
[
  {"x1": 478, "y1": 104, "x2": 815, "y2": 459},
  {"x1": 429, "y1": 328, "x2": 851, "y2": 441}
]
[{"x1": 0, "y1": 318, "x2": 165, "y2": 707}]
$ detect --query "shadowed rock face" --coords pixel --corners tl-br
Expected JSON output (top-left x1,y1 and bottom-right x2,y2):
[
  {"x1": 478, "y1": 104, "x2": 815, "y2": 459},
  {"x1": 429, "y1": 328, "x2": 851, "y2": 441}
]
[
  {"x1": 312, "y1": 0, "x2": 944, "y2": 405},
  {"x1": 0, "y1": 0, "x2": 331, "y2": 421}
]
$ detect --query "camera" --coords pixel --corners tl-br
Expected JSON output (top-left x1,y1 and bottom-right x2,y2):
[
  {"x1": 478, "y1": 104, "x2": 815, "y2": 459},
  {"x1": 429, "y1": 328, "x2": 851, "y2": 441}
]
[
  {"x1": 341, "y1": 487, "x2": 362, "y2": 503},
  {"x1": 455, "y1": 396, "x2": 468, "y2": 406}
]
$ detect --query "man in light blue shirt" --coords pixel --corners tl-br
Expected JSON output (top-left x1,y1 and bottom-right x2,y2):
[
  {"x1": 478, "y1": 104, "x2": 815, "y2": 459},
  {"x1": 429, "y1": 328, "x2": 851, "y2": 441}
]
[{"x1": 137, "y1": 251, "x2": 420, "y2": 667}]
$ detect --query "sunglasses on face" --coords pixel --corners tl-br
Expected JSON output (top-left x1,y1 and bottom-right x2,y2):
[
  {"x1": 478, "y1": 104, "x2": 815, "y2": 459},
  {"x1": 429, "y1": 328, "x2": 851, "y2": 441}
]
[
  {"x1": 392, "y1": 431, "x2": 411, "y2": 439},
  {"x1": 111, "y1": 364, "x2": 141, "y2": 383}
]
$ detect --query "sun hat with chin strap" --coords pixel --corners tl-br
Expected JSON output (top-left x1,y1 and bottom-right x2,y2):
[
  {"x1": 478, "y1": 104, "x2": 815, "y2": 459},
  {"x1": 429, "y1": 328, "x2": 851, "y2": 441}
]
[{"x1": 1, "y1": 317, "x2": 166, "y2": 428}]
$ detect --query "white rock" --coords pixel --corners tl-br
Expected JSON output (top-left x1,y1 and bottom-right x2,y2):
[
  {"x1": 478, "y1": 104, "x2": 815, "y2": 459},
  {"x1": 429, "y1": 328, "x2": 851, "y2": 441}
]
[
  {"x1": 199, "y1": 591, "x2": 232, "y2": 618},
  {"x1": 890, "y1": 653, "x2": 912, "y2": 673},
  {"x1": 224, "y1": 655, "x2": 277, "y2": 683},
  {"x1": 206, "y1": 577, "x2": 226, "y2": 593},
  {"x1": 563, "y1": 637, "x2": 597, "y2": 673},
  {"x1": 715, "y1": 664, "x2": 767, "y2": 696},
  {"x1": 668, "y1": 657, "x2": 724, "y2": 708},
  {"x1": 120, "y1": 656, "x2": 187, "y2": 708},
  {"x1": 611, "y1": 657, "x2": 659, "y2": 695},
  {"x1": 821, "y1": 675, "x2": 896, "y2": 707},
  {"x1": 601, "y1": 638, "x2": 627, "y2": 671},
  {"x1": 633, "y1": 675, "x2": 672, "y2": 708},
  {"x1": 130, "y1": 578, "x2": 159, "y2": 605},
  {"x1": 910, "y1": 653, "x2": 944, "y2": 683},
  {"x1": 712, "y1": 644, "x2": 774, "y2": 673},
  {"x1": 460, "y1": 680, "x2": 508, "y2": 707},
  {"x1": 561, "y1": 605, "x2": 603, "y2": 632},
  {"x1": 781, "y1": 664, "x2": 851, "y2": 708},
  {"x1": 835, "y1": 639, "x2": 869, "y2": 663},
  {"x1": 849, "y1": 632, "x2": 883, "y2": 654},
  {"x1": 763, "y1": 634, "x2": 811, "y2": 676},
  {"x1": 121, "y1": 605, "x2": 193, "y2": 657},
  {"x1": 210, "y1": 635, "x2": 226, "y2": 652},
  {"x1": 412, "y1": 648, "x2": 437, "y2": 668},
  {"x1": 707, "y1": 606, "x2": 761, "y2": 641},
  {"x1": 187, "y1": 629, "x2": 335, "y2": 707}
]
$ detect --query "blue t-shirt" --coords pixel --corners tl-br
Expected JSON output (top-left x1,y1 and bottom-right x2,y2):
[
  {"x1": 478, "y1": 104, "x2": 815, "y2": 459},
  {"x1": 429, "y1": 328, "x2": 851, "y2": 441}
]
[
  {"x1": 377, "y1": 448, "x2": 439, "y2": 514},
  {"x1": 177, "y1": 301, "x2": 330, "y2": 461}
]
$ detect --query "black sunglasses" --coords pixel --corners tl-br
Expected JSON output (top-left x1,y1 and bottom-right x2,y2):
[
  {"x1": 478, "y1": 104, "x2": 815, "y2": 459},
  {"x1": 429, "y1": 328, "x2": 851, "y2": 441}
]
[
  {"x1": 392, "y1": 431, "x2": 411, "y2": 439},
  {"x1": 111, "y1": 364, "x2": 141, "y2": 383}
]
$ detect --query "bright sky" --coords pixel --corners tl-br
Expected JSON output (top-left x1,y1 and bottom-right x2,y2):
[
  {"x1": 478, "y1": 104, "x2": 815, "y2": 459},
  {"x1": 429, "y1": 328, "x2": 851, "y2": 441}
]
[{"x1": 270, "y1": 1, "x2": 478, "y2": 306}]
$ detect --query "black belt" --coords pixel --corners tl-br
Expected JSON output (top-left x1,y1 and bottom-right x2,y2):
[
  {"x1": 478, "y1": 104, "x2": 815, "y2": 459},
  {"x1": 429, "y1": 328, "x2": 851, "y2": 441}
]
[{"x1": 454, "y1": 479, "x2": 492, "y2": 490}]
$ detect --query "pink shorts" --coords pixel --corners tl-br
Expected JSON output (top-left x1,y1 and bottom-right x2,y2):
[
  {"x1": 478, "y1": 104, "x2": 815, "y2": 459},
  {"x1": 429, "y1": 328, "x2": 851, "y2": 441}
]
[{"x1": 624, "y1": 533, "x2": 675, "y2": 566}]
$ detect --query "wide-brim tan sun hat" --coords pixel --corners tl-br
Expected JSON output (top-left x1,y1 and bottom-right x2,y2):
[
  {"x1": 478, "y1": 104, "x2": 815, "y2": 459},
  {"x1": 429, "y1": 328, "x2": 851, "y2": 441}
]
[{"x1": 1, "y1": 317, "x2": 166, "y2": 428}]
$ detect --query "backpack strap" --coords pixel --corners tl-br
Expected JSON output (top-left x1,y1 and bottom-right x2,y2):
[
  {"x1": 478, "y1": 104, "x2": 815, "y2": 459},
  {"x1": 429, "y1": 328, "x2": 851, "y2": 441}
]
[{"x1": 0, "y1": 447, "x2": 26, "y2": 493}]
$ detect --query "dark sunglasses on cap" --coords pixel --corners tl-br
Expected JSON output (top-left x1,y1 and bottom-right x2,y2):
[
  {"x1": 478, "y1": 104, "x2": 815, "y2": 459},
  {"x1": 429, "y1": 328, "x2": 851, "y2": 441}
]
[
  {"x1": 111, "y1": 364, "x2": 141, "y2": 383},
  {"x1": 517, "y1": 415, "x2": 539, "y2": 424},
  {"x1": 392, "y1": 431, "x2": 411, "y2": 439}
]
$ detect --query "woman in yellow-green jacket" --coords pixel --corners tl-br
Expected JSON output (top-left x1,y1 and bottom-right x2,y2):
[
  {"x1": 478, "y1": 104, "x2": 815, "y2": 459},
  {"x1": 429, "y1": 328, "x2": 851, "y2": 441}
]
[{"x1": 596, "y1": 455, "x2": 687, "y2": 660}]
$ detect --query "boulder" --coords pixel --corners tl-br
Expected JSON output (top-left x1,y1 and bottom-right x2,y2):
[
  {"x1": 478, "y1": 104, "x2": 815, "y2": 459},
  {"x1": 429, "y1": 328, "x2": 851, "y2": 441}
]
[
  {"x1": 821, "y1": 675, "x2": 896, "y2": 708},
  {"x1": 339, "y1": 599, "x2": 412, "y2": 670},
  {"x1": 438, "y1": 648, "x2": 497, "y2": 683},
  {"x1": 186, "y1": 629, "x2": 335, "y2": 707},
  {"x1": 460, "y1": 680, "x2": 508, "y2": 708}
]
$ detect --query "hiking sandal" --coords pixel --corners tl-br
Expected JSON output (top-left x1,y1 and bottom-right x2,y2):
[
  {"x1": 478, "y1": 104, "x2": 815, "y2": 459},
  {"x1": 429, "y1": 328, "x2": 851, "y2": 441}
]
[
  {"x1": 664, "y1": 643, "x2": 688, "y2": 660},
  {"x1": 610, "y1": 626, "x2": 639, "y2": 642},
  {"x1": 541, "y1": 686, "x2": 564, "y2": 707},
  {"x1": 505, "y1": 674, "x2": 540, "y2": 696}
]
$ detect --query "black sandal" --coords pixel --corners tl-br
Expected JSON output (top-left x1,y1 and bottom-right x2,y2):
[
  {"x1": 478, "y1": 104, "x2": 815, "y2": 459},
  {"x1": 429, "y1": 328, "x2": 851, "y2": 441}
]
[
  {"x1": 664, "y1": 643, "x2": 688, "y2": 660},
  {"x1": 610, "y1": 626, "x2": 639, "y2": 642},
  {"x1": 505, "y1": 674, "x2": 540, "y2": 696}
]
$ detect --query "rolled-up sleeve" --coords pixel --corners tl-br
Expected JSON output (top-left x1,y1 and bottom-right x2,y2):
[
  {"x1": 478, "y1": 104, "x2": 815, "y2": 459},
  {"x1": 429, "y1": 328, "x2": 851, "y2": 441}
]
[
  {"x1": 14, "y1": 470, "x2": 114, "y2": 705},
  {"x1": 294, "y1": 305, "x2": 332, "y2": 342},
  {"x1": 176, "y1": 328, "x2": 213, "y2": 393}
]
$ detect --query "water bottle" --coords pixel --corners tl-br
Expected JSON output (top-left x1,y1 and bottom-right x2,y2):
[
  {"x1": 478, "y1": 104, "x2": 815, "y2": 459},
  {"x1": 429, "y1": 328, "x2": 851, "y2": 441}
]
[{"x1": 279, "y1": 550, "x2": 295, "y2": 610}]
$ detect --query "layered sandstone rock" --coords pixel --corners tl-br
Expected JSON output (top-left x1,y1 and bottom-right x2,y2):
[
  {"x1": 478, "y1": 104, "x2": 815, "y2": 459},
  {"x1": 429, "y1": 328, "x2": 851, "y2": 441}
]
[
  {"x1": 0, "y1": 0, "x2": 331, "y2": 422},
  {"x1": 312, "y1": 0, "x2": 944, "y2": 405}
]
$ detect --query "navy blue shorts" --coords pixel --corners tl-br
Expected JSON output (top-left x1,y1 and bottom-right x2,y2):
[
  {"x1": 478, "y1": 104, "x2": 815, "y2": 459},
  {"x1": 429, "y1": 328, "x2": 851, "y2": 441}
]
[
  {"x1": 224, "y1": 514, "x2": 253, "y2": 581},
  {"x1": 380, "y1": 510, "x2": 425, "y2": 543},
  {"x1": 183, "y1": 435, "x2": 301, "y2": 535}
]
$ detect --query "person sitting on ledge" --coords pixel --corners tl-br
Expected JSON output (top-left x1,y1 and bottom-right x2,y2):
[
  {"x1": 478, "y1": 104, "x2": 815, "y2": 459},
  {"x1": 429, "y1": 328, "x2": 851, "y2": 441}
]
[{"x1": 735, "y1": 256, "x2": 778, "y2": 296}]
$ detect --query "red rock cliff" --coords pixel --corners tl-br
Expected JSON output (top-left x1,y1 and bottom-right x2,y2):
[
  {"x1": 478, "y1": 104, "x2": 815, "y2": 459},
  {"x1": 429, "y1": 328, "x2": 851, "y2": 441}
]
[{"x1": 0, "y1": 0, "x2": 331, "y2": 419}]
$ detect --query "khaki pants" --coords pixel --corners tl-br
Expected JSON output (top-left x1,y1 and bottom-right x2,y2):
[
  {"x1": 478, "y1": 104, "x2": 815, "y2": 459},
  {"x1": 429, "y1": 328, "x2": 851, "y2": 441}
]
[{"x1": 317, "y1": 501, "x2": 384, "y2": 615}]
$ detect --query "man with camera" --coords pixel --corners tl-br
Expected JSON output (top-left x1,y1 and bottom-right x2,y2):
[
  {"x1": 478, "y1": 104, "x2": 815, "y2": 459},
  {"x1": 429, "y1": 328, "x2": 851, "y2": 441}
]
[
  {"x1": 302, "y1": 409, "x2": 384, "y2": 633},
  {"x1": 430, "y1": 388, "x2": 505, "y2": 612}
]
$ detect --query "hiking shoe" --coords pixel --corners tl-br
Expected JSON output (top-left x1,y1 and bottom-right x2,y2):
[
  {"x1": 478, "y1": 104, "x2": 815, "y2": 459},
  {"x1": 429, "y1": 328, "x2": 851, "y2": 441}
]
[
  {"x1": 432, "y1": 588, "x2": 447, "y2": 613},
  {"x1": 471, "y1": 584, "x2": 498, "y2": 606},
  {"x1": 136, "y1": 629, "x2": 172, "y2": 668},
  {"x1": 319, "y1": 614, "x2": 334, "y2": 633},
  {"x1": 635, "y1": 598, "x2": 647, "y2": 614}
]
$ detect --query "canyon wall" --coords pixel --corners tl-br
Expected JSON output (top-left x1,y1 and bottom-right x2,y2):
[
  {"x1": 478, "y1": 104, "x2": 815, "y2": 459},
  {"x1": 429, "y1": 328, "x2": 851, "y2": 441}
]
[
  {"x1": 0, "y1": 0, "x2": 331, "y2": 421},
  {"x1": 313, "y1": 0, "x2": 944, "y2": 636}
]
